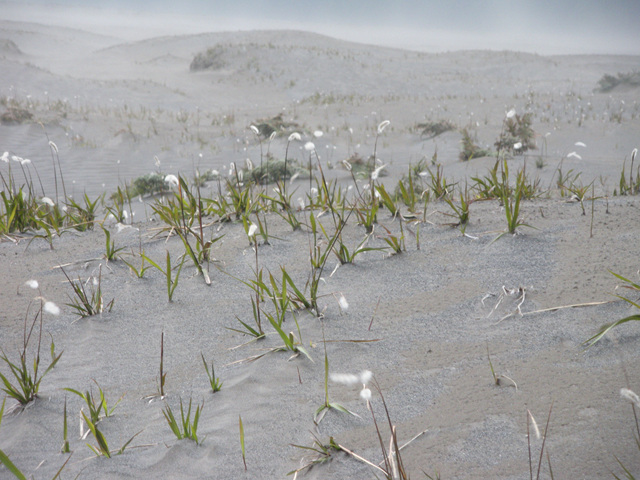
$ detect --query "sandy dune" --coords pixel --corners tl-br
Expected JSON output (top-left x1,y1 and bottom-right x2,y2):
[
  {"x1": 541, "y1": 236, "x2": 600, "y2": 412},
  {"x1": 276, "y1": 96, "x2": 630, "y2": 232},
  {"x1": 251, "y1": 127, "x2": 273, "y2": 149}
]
[{"x1": 1, "y1": 19, "x2": 640, "y2": 479}]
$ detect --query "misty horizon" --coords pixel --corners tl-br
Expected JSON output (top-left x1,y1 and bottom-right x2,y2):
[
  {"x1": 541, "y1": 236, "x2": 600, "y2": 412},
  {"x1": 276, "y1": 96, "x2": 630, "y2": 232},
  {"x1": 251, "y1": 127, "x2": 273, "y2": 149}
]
[{"x1": 3, "y1": 0, "x2": 640, "y2": 56}]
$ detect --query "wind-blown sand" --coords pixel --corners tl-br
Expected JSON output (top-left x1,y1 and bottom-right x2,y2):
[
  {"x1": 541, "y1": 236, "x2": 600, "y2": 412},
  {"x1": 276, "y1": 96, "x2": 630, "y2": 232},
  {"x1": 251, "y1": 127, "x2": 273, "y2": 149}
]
[{"x1": 1, "y1": 19, "x2": 640, "y2": 479}]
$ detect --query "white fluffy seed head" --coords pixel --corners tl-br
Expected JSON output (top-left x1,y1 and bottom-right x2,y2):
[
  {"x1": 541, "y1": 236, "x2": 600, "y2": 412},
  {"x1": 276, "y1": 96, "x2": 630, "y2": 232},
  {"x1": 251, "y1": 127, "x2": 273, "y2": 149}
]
[
  {"x1": 360, "y1": 370, "x2": 372, "y2": 385},
  {"x1": 304, "y1": 142, "x2": 315, "y2": 152},
  {"x1": 288, "y1": 132, "x2": 301, "y2": 142},
  {"x1": 621, "y1": 388, "x2": 640, "y2": 408},
  {"x1": 377, "y1": 120, "x2": 390, "y2": 134},
  {"x1": 164, "y1": 174, "x2": 179, "y2": 187},
  {"x1": 247, "y1": 223, "x2": 258, "y2": 238},
  {"x1": 330, "y1": 373, "x2": 359, "y2": 385},
  {"x1": 506, "y1": 109, "x2": 516, "y2": 119},
  {"x1": 338, "y1": 295, "x2": 349, "y2": 311},
  {"x1": 513, "y1": 142, "x2": 523, "y2": 150},
  {"x1": 360, "y1": 388, "x2": 372, "y2": 401},
  {"x1": 250, "y1": 125, "x2": 260, "y2": 135},
  {"x1": 44, "y1": 301, "x2": 60, "y2": 315},
  {"x1": 25, "y1": 279, "x2": 39, "y2": 289},
  {"x1": 41, "y1": 197, "x2": 55, "y2": 207}
]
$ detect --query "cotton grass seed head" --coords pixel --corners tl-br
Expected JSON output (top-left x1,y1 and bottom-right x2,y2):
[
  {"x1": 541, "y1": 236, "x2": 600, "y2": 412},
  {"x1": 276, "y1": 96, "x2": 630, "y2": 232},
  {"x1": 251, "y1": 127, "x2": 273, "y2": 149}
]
[
  {"x1": 338, "y1": 295, "x2": 348, "y2": 311},
  {"x1": 41, "y1": 197, "x2": 55, "y2": 207},
  {"x1": 288, "y1": 132, "x2": 301, "y2": 142},
  {"x1": 377, "y1": 120, "x2": 390, "y2": 134},
  {"x1": 506, "y1": 109, "x2": 516, "y2": 119},
  {"x1": 621, "y1": 388, "x2": 640, "y2": 408},
  {"x1": 574, "y1": 141, "x2": 587, "y2": 147},
  {"x1": 1, "y1": 151, "x2": 8, "y2": 162},
  {"x1": 44, "y1": 301, "x2": 60, "y2": 316},
  {"x1": 360, "y1": 388, "x2": 372, "y2": 402},
  {"x1": 313, "y1": 130, "x2": 323, "y2": 138},
  {"x1": 304, "y1": 142, "x2": 315, "y2": 152},
  {"x1": 247, "y1": 223, "x2": 258, "y2": 238},
  {"x1": 359, "y1": 370, "x2": 372, "y2": 385},
  {"x1": 164, "y1": 174, "x2": 179, "y2": 188},
  {"x1": 25, "y1": 279, "x2": 39, "y2": 289},
  {"x1": 330, "y1": 373, "x2": 360, "y2": 385},
  {"x1": 513, "y1": 142, "x2": 522, "y2": 150},
  {"x1": 250, "y1": 125, "x2": 260, "y2": 135},
  {"x1": 567, "y1": 152, "x2": 582, "y2": 160}
]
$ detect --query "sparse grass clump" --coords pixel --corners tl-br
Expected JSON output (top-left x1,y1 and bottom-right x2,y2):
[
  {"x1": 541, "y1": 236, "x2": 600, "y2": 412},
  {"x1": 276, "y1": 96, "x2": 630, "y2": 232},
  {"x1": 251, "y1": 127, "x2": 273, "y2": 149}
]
[
  {"x1": 596, "y1": 70, "x2": 640, "y2": 92},
  {"x1": 163, "y1": 398, "x2": 204, "y2": 444},
  {"x1": 494, "y1": 112, "x2": 536, "y2": 155},
  {"x1": 585, "y1": 271, "x2": 640, "y2": 347},
  {"x1": 416, "y1": 119, "x2": 456, "y2": 138},
  {"x1": 460, "y1": 127, "x2": 492, "y2": 161}
]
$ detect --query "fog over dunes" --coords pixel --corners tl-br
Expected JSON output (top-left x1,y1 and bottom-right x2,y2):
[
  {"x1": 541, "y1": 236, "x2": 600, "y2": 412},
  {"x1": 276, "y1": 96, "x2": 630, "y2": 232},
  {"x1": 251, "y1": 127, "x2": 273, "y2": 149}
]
[{"x1": 3, "y1": 0, "x2": 640, "y2": 54}]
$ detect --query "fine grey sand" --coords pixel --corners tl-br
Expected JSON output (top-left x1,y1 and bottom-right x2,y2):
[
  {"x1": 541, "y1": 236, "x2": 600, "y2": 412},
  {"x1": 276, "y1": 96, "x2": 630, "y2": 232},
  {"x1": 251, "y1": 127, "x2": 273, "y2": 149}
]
[{"x1": 1, "y1": 18, "x2": 640, "y2": 480}]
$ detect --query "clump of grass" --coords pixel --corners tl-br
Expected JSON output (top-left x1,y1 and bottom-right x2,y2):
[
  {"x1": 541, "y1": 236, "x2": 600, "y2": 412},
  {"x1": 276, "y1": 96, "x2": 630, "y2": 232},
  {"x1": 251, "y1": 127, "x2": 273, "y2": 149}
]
[
  {"x1": 615, "y1": 148, "x2": 639, "y2": 196},
  {"x1": 584, "y1": 271, "x2": 640, "y2": 347},
  {"x1": 0, "y1": 288, "x2": 63, "y2": 406},
  {"x1": 288, "y1": 434, "x2": 342, "y2": 476},
  {"x1": 494, "y1": 111, "x2": 536, "y2": 155},
  {"x1": 101, "y1": 225, "x2": 124, "y2": 261},
  {"x1": 416, "y1": 119, "x2": 456, "y2": 138},
  {"x1": 162, "y1": 397, "x2": 204, "y2": 444},
  {"x1": 596, "y1": 71, "x2": 640, "y2": 92},
  {"x1": 244, "y1": 156, "x2": 302, "y2": 185},
  {"x1": 142, "y1": 251, "x2": 185, "y2": 302},
  {"x1": 201, "y1": 353, "x2": 222, "y2": 393},
  {"x1": 82, "y1": 410, "x2": 141, "y2": 458},
  {"x1": 61, "y1": 265, "x2": 114, "y2": 317},
  {"x1": 64, "y1": 380, "x2": 124, "y2": 425},
  {"x1": 460, "y1": 127, "x2": 492, "y2": 161}
]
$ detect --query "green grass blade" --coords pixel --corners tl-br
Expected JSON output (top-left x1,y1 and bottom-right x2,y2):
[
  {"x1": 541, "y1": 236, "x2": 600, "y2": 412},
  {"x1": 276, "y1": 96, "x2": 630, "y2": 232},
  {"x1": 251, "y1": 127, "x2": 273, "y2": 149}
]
[{"x1": 0, "y1": 449, "x2": 27, "y2": 480}]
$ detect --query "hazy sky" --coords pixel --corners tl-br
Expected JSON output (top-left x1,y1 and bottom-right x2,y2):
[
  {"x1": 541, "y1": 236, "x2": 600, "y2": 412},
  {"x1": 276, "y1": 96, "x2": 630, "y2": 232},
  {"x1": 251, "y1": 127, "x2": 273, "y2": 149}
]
[{"x1": 4, "y1": 0, "x2": 640, "y2": 55}]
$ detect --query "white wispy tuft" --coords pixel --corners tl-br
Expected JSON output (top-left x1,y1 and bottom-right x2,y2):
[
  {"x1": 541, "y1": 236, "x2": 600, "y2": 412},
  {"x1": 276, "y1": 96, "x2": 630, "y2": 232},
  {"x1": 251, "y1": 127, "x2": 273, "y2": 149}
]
[
  {"x1": 513, "y1": 142, "x2": 523, "y2": 150},
  {"x1": 25, "y1": 279, "x2": 39, "y2": 289},
  {"x1": 247, "y1": 223, "x2": 258, "y2": 238},
  {"x1": 304, "y1": 142, "x2": 315, "y2": 152},
  {"x1": 44, "y1": 301, "x2": 60, "y2": 315},
  {"x1": 506, "y1": 109, "x2": 516, "y2": 118},
  {"x1": 377, "y1": 120, "x2": 390, "y2": 134},
  {"x1": 313, "y1": 130, "x2": 323, "y2": 138},
  {"x1": 360, "y1": 370, "x2": 372, "y2": 385},
  {"x1": 574, "y1": 141, "x2": 587, "y2": 147},
  {"x1": 567, "y1": 152, "x2": 582, "y2": 160},
  {"x1": 41, "y1": 197, "x2": 55, "y2": 207},
  {"x1": 528, "y1": 410, "x2": 541, "y2": 440},
  {"x1": 371, "y1": 164, "x2": 386, "y2": 181},
  {"x1": 1, "y1": 151, "x2": 8, "y2": 163},
  {"x1": 288, "y1": 132, "x2": 301, "y2": 142},
  {"x1": 338, "y1": 295, "x2": 349, "y2": 311},
  {"x1": 621, "y1": 388, "x2": 640, "y2": 408},
  {"x1": 330, "y1": 373, "x2": 359, "y2": 385},
  {"x1": 250, "y1": 125, "x2": 260, "y2": 135},
  {"x1": 360, "y1": 388, "x2": 372, "y2": 401},
  {"x1": 164, "y1": 174, "x2": 179, "y2": 187}
]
